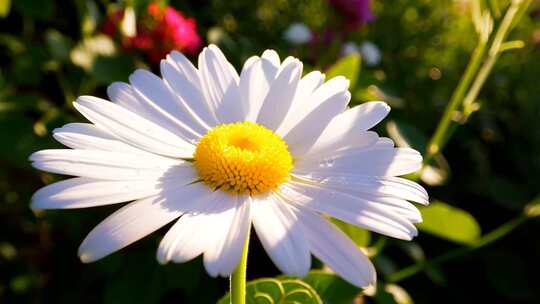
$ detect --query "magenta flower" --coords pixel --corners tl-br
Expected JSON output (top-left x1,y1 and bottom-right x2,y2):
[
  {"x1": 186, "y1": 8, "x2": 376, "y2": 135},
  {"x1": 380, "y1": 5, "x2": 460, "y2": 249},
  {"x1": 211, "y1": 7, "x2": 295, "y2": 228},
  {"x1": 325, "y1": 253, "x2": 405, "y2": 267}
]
[
  {"x1": 330, "y1": 0, "x2": 375, "y2": 29},
  {"x1": 102, "y1": 3, "x2": 202, "y2": 63}
]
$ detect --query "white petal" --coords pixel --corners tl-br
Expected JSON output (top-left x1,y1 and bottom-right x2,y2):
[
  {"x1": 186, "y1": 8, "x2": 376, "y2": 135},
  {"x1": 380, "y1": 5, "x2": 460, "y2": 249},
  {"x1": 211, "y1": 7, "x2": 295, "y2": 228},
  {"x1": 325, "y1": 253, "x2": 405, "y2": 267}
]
[
  {"x1": 256, "y1": 59, "x2": 302, "y2": 131},
  {"x1": 291, "y1": 206, "x2": 376, "y2": 287},
  {"x1": 107, "y1": 82, "x2": 149, "y2": 117},
  {"x1": 242, "y1": 55, "x2": 260, "y2": 71},
  {"x1": 297, "y1": 102, "x2": 389, "y2": 156},
  {"x1": 30, "y1": 149, "x2": 190, "y2": 180},
  {"x1": 280, "y1": 56, "x2": 297, "y2": 68},
  {"x1": 342, "y1": 101, "x2": 391, "y2": 131},
  {"x1": 297, "y1": 177, "x2": 423, "y2": 223},
  {"x1": 53, "y1": 123, "x2": 150, "y2": 155},
  {"x1": 305, "y1": 131, "x2": 379, "y2": 160},
  {"x1": 198, "y1": 45, "x2": 240, "y2": 120},
  {"x1": 279, "y1": 181, "x2": 418, "y2": 240},
  {"x1": 156, "y1": 190, "x2": 230, "y2": 264},
  {"x1": 292, "y1": 173, "x2": 429, "y2": 205},
  {"x1": 160, "y1": 60, "x2": 218, "y2": 127},
  {"x1": 31, "y1": 164, "x2": 198, "y2": 210},
  {"x1": 73, "y1": 96, "x2": 194, "y2": 158},
  {"x1": 261, "y1": 49, "x2": 281, "y2": 67},
  {"x1": 284, "y1": 91, "x2": 351, "y2": 156},
  {"x1": 376, "y1": 137, "x2": 396, "y2": 148},
  {"x1": 276, "y1": 71, "x2": 325, "y2": 135},
  {"x1": 31, "y1": 178, "x2": 160, "y2": 209},
  {"x1": 215, "y1": 74, "x2": 244, "y2": 124},
  {"x1": 166, "y1": 51, "x2": 203, "y2": 90},
  {"x1": 295, "y1": 146, "x2": 423, "y2": 177},
  {"x1": 251, "y1": 193, "x2": 311, "y2": 277},
  {"x1": 278, "y1": 76, "x2": 349, "y2": 137},
  {"x1": 129, "y1": 69, "x2": 206, "y2": 140},
  {"x1": 78, "y1": 183, "x2": 212, "y2": 263},
  {"x1": 242, "y1": 58, "x2": 280, "y2": 122},
  {"x1": 203, "y1": 195, "x2": 251, "y2": 277},
  {"x1": 109, "y1": 79, "x2": 203, "y2": 143}
]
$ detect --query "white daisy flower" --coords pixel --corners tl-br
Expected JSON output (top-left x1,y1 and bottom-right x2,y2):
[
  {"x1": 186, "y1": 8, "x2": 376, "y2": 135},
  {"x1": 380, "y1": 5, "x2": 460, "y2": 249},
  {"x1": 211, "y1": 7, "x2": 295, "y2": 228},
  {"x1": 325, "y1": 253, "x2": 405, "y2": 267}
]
[{"x1": 30, "y1": 44, "x2": 428, "y2": 288}]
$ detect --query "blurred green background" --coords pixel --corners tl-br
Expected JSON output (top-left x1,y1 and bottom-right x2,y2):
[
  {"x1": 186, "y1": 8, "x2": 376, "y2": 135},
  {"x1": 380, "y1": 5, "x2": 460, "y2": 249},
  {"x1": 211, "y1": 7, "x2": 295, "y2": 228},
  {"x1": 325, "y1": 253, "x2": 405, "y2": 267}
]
[{"x1": 1, "y1": 0, "x2": 540, "y2": 303}]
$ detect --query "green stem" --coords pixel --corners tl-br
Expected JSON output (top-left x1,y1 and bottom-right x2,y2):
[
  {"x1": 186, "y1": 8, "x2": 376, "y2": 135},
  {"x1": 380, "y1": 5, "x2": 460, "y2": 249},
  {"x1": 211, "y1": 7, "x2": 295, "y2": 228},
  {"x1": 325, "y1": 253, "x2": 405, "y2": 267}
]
[
  {"x1": 461, "y1": 0, "x2": 522, "y2": 111},
  {"x1": 230, "y1": 229, "x2": 250, "y2": 304},
  {"x1": 387, "y1": 216, "x2": 527, "y2": 283},
  {"x1": 424, "y1": 0, "x2": 529, "y2": 165},
  {"x1": 424, "y1": 40, "x2": 487, "y2": 163}
]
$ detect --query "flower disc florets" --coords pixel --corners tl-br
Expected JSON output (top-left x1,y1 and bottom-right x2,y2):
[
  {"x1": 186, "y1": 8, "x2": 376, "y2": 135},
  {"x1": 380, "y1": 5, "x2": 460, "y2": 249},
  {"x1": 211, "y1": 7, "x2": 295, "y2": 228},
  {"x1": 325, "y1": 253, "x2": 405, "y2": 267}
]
[{"x1": 194, "y1": 121, "x2": 293, "y2": 195}]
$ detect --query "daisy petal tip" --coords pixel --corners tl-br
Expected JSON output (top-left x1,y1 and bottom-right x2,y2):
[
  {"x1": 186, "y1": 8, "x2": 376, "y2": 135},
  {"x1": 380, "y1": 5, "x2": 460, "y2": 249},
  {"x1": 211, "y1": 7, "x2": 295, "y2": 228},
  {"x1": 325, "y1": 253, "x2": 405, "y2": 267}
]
[
  {"x1": 29, "y1": 195, "x2": 45, "y2": 210},
  {"x1": 374, "y1": 100, "x2": 391, "y2": 110},
  {"x1": 29, "y1": 201, "x2": 44, "y2": 212},
  {"x1": 298, "y1": 267, "x2": 310, "y2": 279},
  {"x1": 155, "y1": 253, "x2": 169, "y2": 265},
  {"x1": 205, "y1": 267, "x2": 219, "y2": 278},
  {"x1": 28, "y1": 151, "x2": 37, "y2": 162},
  {"x1": 261, "y1": 49, "x2": 280, "y2": 63},
  {"x1": 344, "y1": 78, "x2": 351, "y2": 89},
  {"x1": 158, "y1": 59, "x2": 168, "y2": 70},
  {"x1": 78, "y1": 251, "x2": 96, "y2": 264},
  {"x1": 167, "y1": 49, "x2": 181, "y2": 59},
  {"x1": 207, "y1": 43, "x2": 220, "y2": 51},
  {"x1": 129, "y1": 69, "x2": 150, "y2": 83}
]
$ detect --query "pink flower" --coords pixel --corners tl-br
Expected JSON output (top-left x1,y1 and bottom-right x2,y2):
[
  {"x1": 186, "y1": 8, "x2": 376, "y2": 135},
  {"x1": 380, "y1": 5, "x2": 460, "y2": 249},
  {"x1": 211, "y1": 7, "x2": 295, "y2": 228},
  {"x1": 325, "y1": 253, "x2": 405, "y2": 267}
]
[
  {"x1": 330, "y1": 0, "x2": 375, "y2": 30},
  {"x1": 102, "y1": 3, "x2": 202, "y2": 63}
]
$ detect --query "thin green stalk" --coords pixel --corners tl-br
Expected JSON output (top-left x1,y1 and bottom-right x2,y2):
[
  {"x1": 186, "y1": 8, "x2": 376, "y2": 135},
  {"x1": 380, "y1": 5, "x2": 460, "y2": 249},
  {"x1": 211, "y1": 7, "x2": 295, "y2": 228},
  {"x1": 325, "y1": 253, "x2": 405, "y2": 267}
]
[
  {"x1": 461, "y1": 0, "x2": 522, "y2": 111},
  {"x1": 387, "y1": 216, "x2": 527, "y2": 283},
  {"x1": 424, "y1": 0, "x2": 529, "y2": 164},
  {"x1": 230, "y1": 229, "x2": 251, "y2": 304},
  {"x1": 424, "y1": 41, "x2": 487, "y2": 163}
]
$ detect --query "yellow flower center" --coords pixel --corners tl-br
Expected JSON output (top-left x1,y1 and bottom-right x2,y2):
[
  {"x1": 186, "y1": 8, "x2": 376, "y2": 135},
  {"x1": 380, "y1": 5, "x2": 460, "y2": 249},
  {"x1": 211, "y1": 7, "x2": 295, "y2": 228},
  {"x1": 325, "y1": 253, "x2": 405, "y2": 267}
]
[{"x1": 193, "y1": 121, "x2": 293, "y2": 195}]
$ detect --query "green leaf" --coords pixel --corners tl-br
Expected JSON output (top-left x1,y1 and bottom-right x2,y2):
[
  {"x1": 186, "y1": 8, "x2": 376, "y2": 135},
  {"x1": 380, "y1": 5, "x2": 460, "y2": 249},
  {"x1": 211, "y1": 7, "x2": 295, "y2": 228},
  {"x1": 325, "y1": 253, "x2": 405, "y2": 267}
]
[
  {"x1": 0, "y1": 0, "x2": 11, "y2": 18},
  {"x1": 12, "y1": 43, "x2": 49, "y2": 85},
  {"x1": 0, "y1": 106, "x2": 57, "y2": 168},
  {"x1": 325, "y1": 53, "x2": 361, "y2": 91},
  {"x1": 45, "y1": 30, "x2": 72, "y2": 62},
  {"x1": 302, "y1": 271, "x2": 361, "y2": 304},
  {"x1": 331, "y1": 218, "x2": 371, "y2": 247},
  {"x1": 90, "y1": 55, "x2": 136, "y2": 84},
  {"x1": 218, "y1": 278, "x2": 322, "y2": 304},
  {"x1": 417, "y1": 201, "x2": 481, "y2": 245}
]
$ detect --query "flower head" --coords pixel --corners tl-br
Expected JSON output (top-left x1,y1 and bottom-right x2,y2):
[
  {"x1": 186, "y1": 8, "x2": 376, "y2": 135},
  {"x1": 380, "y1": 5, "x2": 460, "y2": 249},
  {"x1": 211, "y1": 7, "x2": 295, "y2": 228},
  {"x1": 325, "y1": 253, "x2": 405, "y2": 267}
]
[
  {"x1": 102, "y1": 3, "x2": 202, "y2": 63},
  {"x1": 30, "y1": 45, "x2": 427, "y2": 287}
]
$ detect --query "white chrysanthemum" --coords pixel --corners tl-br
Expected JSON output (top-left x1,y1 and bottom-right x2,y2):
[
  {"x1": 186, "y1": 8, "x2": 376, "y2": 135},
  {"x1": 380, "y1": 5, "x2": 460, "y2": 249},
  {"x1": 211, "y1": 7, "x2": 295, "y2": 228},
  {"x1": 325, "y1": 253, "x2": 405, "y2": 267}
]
[{"x1": 30, "y1": 44, "x2": 428, "y2": 288}]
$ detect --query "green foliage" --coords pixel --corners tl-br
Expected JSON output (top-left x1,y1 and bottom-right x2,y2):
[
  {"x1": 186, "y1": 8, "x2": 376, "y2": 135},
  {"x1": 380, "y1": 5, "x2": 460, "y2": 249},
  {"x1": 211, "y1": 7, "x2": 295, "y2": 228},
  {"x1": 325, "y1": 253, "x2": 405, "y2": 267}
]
[
  {"x1": 45, "y1": 30, "x2": 73, "y2": 62},
  {"x1": 325, "y1": 53, "x2": 361, "y2": 91},
  {"x1": 12, "y1": 0, "x2": 53, "y2": 20},
  {"x1": 331, "y1": 218, "x2": 371, "y2": 247},
  {"x1": 301, "y1": 271, "x2": 361, "y2": 304},
  {"x1": 1, "y1": 0, "x2": 539, "y2": 303},
  {"x1": 0, "y1": 0, "x2": 10, "y2": 18},
  {"x1": 417, "y1": 201, "x2": 481, "y2": 245},
  {"x1": 218, "y1": 278, "x2": 322, "y2": 304}
]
